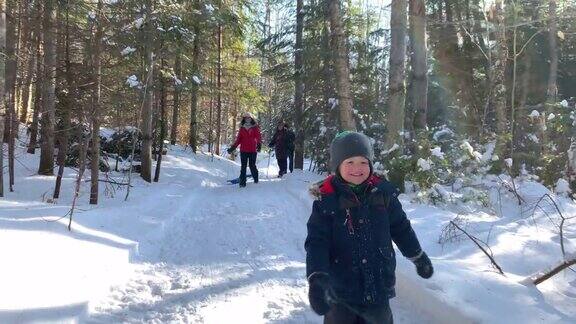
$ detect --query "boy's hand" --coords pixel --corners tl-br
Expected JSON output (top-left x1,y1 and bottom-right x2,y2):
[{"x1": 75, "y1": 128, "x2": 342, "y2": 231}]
[
  {"x1": 412, "y1": 252, "x2": 433, "y2": 279},
  {"x1": 227, "y1": 146, "x2": 235, "y2": 154},
  {"x1": 257, "y1": 143, "x2": 262, "y2": 152},
  {"x1": 308, "y1": 272, "x2": 333, "y2": 315}
]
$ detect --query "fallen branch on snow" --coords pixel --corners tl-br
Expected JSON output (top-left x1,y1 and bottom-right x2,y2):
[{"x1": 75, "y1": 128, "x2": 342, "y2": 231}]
[
  {"x1": 83, "y1": 178, "x2": 133, "y2": 187},
  {"x1": 532, "y1": 257, "x2": 576, "y2": 285}
]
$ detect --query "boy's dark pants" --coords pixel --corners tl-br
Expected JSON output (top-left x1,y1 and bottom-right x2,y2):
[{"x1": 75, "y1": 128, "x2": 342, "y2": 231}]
[
  {"x1": 324, "y1": 301, "x2": 393, "y2": 324},
  {"x1": 240, "y1": 152, "x2": 258, "y2": 185}
]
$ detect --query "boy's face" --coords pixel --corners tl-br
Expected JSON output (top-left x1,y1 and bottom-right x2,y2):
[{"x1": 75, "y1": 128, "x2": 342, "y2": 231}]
[{"x1": 338, "y1": 156, "x2": 371, "y2": 185}]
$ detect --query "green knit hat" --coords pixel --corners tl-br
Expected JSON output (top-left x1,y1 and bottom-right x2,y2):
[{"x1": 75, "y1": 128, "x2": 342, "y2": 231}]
[{"x1": 329, "y1": 131, "x2": 374, "y2": 172}]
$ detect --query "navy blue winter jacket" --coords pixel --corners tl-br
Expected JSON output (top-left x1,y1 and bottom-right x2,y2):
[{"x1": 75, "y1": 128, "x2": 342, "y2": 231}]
[{"x1": 305, "y1": 174, "x2": 423, "y2": 306}]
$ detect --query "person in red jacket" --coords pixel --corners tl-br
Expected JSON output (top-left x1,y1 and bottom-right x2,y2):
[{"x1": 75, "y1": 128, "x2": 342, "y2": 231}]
[{"x1": 227, "y1": 112, "x2": 262, "y2": 187}]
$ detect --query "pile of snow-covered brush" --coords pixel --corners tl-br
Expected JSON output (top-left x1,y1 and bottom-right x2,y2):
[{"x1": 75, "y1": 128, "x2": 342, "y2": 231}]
[{"x1": 57, "y1": 123, "x2": 143, "y2": 173}]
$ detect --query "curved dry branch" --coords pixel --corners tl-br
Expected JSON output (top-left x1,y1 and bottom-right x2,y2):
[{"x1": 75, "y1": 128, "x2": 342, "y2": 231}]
[
  {"x1": 531, "y1": 193, "x2": 576, "y2": 258},
  {"x1": 441, "y1": 219, "x2": 505, "y2": 275}
]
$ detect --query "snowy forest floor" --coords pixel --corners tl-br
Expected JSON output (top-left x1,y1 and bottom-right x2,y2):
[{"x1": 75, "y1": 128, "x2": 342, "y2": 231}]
[{"x1": 1, "y1": 144, "x2": 575, "y2": 323}]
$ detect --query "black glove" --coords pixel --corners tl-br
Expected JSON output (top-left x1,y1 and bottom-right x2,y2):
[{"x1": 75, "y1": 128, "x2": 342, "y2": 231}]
[
  {"x1": 257, "y1": 143, "x2": 262, "y2": 152},
  {"x1": 227, "y1": 146, "x2": 235, "y2": 154},
  {"x1": 412, "y1": 252, "x2": 433, "y2": 279},
  {"x1": 308, "y1": 272, "x2": 332, "y2": 315}
]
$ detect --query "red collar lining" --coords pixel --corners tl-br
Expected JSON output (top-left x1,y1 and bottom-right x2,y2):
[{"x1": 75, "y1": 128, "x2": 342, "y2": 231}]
[{"x1": 320, "y1": 174, "x2": 381, "y2": 196}]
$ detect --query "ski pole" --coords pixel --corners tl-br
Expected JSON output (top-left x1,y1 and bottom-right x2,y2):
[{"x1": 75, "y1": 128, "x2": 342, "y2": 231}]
[
  {"x1": 266, "y1": 149, "x2": 271, "y2": 179},
  {"x1": 326, "y1": 294, "x2": 375, "y2": 323}
]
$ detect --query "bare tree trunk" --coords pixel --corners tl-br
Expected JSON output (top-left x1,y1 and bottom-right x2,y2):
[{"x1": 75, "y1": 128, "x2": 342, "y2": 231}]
[
  {"x1": 409, "y1": 0, "x2": 427, "y2": 131},
  {"x1": 215, "y1": 24, "x2": 222, "y2": 156},
  {"x1": 89, "y1": 0, "x2": 103, "y2": 204},
  {"x1": 13, "y1": 0, "x2": 22, "y2": 119},
  {"x1": 492, "y1": 0, "x2": 508, "y2": 166},
  {"x1": 19, "y1": 29, "x2": 35, "y2": 124},
  {"x1": 208, "y1": 72, "x2": 214, "y2": 153},
  {"x1": 518, "y1": 5, "x2": 539, "y2": 113},
  {"x1": 518, "y1": 53, "x2": 532, "y2": 113},
  {"x1": 16, "y1": 0, "x2": 32, "y2": 124},
  {"x1": 222, "y1": 96, "x2": 229, "y2": 145},
  {"x1": 27, "y1": 14, "x2": 42, "y2": 154},
  {"x1": 232, "y1": 101, "x2": 238, "y2": 144},
  {"x1": 262, "y1": 0, "x2": 272, "y2": 139},
  {"x1": 170, "y1": 54, "x2": 181, "y2": 145},
  {"x1": 151, "y1": 83, "x2": 160, "y2": 160},
  {"x1": 189, "y1": 29, "x2": 200, "y2": 152},
  {"x1": 322, "y1": 8, "x2": 335, "y2": 116},
  {"x1": 462, "y1": 5, "x2": 480, "y2": 139},
  {"x1": 430, "y1": 0, "x2": 474, "y2": 136},
  {"x1": 5, "y1": 0, "x2": 17, "y2": 190},
  {"x1": 2, "y1": 0, "x2": 10, "y2": 143},
  {"x1": 0, "y1": 0, "x2": 6, "y2": 196},
  {"x1": 154, "y1": 59, "x2": 167, "y2": 182},
  {"x1": 140, "y1": 0, "x2": 154, "y2": 183},
  {"x1": 69, "y1": 113, "x2": 89, "y2": 231},
  {"x1": 385, "y1": 0, "x2": 408, "y2": 150},
  {"x1": 546, "y1": 0, "x2": 558, "y2": 104},
  {"x1": 54, "y1": 0, "x2": 73, "y2": 200},
  {"x1": 480, "y1": 6, "x2": 493, "y2": 138},
  {"x1": 516, "y1": 27, "x2": 534, "y2": 162},
  {"x1": 509, "y1": 5, "x2": 519, "y2": 166},
  {"x1": 317, "y1": 3, "x2": 337, "y2": 170},
  {"x1": 19, "y1": 0, "x2": 36, "y2": 123},
  {"x1": 38, "y1": 0, "x2": 57, "y2": 175},
  {"x1": 294, "y1": 0, "x2": 305, "y2": 169},
  {"x1": 328, "y1": 0, "x2": 355, "y2": 131}
]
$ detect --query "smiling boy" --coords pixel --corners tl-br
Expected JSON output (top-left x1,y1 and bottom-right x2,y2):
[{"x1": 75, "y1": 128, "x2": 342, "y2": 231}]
[{"x1": 305, "y1": 131, "x2": 433, "y2": 324}]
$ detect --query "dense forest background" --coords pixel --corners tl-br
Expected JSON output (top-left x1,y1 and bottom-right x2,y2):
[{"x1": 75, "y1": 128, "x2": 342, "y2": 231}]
[{"x1": 1, "y1": 0, "x2": 575, "y2": 202}]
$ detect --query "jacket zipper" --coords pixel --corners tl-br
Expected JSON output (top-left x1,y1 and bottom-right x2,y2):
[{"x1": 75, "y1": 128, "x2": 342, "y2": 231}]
[{"x1": 343, "y1": 208, "x2": 355, "y2": 235}]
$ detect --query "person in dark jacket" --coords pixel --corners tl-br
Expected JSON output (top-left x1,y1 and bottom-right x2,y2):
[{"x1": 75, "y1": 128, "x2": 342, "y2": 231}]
[
  {"x1": 227, "y1": 112, "x2": 262, "y2": 187},
  {"x1": 269, "y1": 121, "x2": 290, "y2": 177},
  {"x1": 305, "y1": 131, "x2": 433, "y2": 324},
  {"x1": 284, "y1": 123, "x2": 295, "y2": 173}
]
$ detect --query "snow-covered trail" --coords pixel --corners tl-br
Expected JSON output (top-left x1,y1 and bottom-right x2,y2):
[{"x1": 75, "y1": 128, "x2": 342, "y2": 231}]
[
  {"x1": 87, "y1": 153, "x2": 434, "y2": 323},
  {"x1": 4, "y1": 141, "x2": 576, "y2": 323}
]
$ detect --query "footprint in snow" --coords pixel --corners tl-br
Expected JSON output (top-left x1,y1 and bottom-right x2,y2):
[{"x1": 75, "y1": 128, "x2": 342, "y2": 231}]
[
  {"x1": 263, "y1": 302, "x2": 283, "y2": 320},
  {"x1": 425, "y1": 282, "x2": 444, "y2": 293}
]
